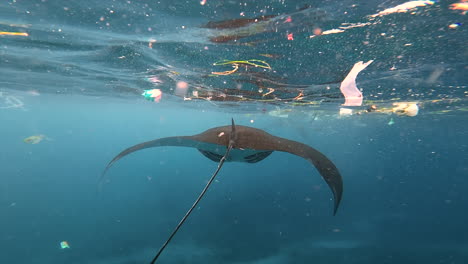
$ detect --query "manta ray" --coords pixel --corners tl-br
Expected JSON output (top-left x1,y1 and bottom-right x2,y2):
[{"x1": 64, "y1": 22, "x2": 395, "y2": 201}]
[{"x1": 101, "y1": 119, "x2": 343, "y2": 264}]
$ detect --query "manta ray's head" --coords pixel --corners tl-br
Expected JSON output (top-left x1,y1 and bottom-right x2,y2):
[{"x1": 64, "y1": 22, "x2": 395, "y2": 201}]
[{"x1": 191, "y1": 124, "x2": 277, "y2": 151}]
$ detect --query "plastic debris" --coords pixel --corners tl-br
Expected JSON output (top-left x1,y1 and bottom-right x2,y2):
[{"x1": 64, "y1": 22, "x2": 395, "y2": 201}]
[
  {"x1": 268, "y1": 108, "x2": 292, "y2": 118},
  {"x1": 0, "y1": 31, "x2": 28, "y2": 36},
  {"x1": 258, "y1": 53, "x2": 281, "y2": 58},
  {"x1": 309, "y1": 1, "x2": 434, "y2": 38},
  {"x1": 450, "y1": 2, "x2": 468, "y2": 14},
  {"x1": 146, "y1": 76, "x2": 163, "y2": 85},
  {"x1": 352, "y1": 102, "x2": 420, "y2": 117},
  {"x1": 213, "y1": 59, "x2": 271, "y2": 69},
  {"x1": 212, "y1": 64, "x2": 239, "y2": 75},
  {"x1": 340, "y1": 60, "x2": 373, "y2": 106},
  {"x1": 148, "y1": 39, "x2": 157, "y2": 48},
  {"x1": 142, "y1": 89, "x2": 162, "y2": 102},
  {"x1": 60, "y1": 241, "x2": 70, "y2": 249},
  {"x1": 369, "y1": 1, "x2": 434, "y2": 18},
  {"x1": 211, "y1": 59, "x2": 271, "y2": 76},
  {"x1": 339, "y1": 108, "x2": 353, "y2": 116},
  {"x1": 392, "y1": 102, "x2": 419, "y2": 116},
  {"x1": 320, "y1": 29, "x2": 345, "y2": 35},
  {"x1": 262, "y1": 88, "x2": 275, "y2": 97},
  {"x1": 23, "y1": 135, "x2": 46, "y2": 144},
  {"x1": 175, "y1": 81, "x2": 189, "y2": 97}
]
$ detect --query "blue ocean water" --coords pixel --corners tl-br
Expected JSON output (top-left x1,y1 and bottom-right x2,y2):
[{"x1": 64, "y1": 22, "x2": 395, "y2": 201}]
[{"x1": 1, "y1": 0, "x2": 467, "y2": 263}]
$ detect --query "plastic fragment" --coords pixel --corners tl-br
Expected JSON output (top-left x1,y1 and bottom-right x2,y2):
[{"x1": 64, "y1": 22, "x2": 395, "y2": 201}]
[
  {"x1": 339, "y1": 108, "x2": 353, "y2": 116},
  {"x1": 142, "y1": 89, "x2": 162, "y2": 102},
  {"x1": 60, "y1": 241, "x2": 70, "y2": 249},
  {"x1": 392, "y1": 102, "x2": 419, "y2": 116},
  {"x1": 369, "y1": 1, "x2": 434, "y2": 18},
  {"x1": 0, "y1": 31, "x2": 28, "y2": 36},
  {"x1": 340, "y1": 60, "x2": 373, "y2": 106},
  {"x1": 23, "y1": 135, "x2": 46, "y2": 144},
  {"x1": 450, "y1": 2, "x2": 468, "y2": 13}
]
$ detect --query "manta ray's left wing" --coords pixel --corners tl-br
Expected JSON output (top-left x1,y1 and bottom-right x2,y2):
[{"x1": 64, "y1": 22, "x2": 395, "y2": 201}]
[{"x1": 100, "y1": 136, "x2": 200, "y2": 186}]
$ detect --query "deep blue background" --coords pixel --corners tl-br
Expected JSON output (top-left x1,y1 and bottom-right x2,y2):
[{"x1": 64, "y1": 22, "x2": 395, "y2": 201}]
[{"x1": 1, "y1": 95, "x2": 467, "y2": 263}]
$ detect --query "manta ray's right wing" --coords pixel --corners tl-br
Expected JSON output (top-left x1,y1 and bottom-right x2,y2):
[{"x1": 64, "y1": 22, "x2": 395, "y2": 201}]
[{"x1": 271, "y1": 137, "x2": 343, "y2": 215}]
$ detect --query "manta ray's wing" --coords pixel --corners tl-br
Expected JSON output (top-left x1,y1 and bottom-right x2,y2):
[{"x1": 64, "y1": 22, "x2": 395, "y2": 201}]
[
  {"x1": 270, "y1": 137, "x2": 343, "y2": 215},
  {"x1": 100, "y1": 136, "x2": 200, "y2": 185}
]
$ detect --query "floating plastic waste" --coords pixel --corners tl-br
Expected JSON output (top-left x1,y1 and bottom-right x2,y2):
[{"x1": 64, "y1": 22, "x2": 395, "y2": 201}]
[
  {"x1": 450, "y1": 1, "x2": 468, "y2": 14},
  {"x1": 0, "y1": 31, "x2": 28, "y2": 36},
  {"x1": 60, "y1": 241, "x2": 70, "y2": 249},
  {"x1": 268, "y1": 108, "x2": 292, "y2": 118},
  {"x1": 142, "y1": 89, "x2": 162, "y2": 102},
  {"x1": 392, "y1": 102, "x2": 419, "y2": 116},
  {"x1": 339, "y1": 108, "x2": 354, "y2": 117},
  {"x1": 211, "y1": 59, "x2": 271, "y2": 75},
  {"x1": 370, "y1": 1, "x2": 435, "y2": 18},
  {"x1": 340, "y1": 60, "x2": 373, "y2": 106},
  {"x1": 309, "y1": 1, "x2": 435, "y2": 38},
  {"x1": 23, "y1": 135, "x2": 46, "y2": 144}
]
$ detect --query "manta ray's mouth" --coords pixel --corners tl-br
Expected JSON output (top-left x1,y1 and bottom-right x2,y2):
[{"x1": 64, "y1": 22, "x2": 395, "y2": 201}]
[
  {"x1": 197, "y1": 148, "x2": 274, "y2": 163},
  {"x1": 244, "y1": 151, "x2": 274, "y2": 163},
  {"x1": 198, "y1": 149, "x2": 224, "y2": 162}
]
